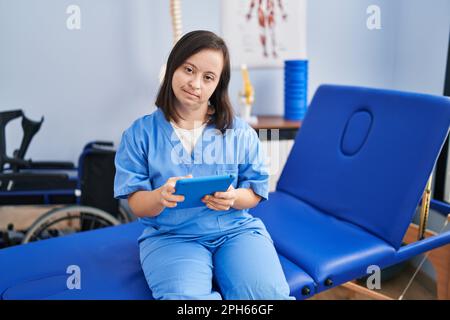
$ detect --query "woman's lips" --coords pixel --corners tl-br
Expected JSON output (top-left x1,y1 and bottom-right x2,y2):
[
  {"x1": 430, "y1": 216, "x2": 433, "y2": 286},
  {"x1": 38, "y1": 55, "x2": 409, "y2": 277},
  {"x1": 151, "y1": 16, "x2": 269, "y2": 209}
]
[{"x1": 182, "y1": 89, "x2": 200, "y2": 99}]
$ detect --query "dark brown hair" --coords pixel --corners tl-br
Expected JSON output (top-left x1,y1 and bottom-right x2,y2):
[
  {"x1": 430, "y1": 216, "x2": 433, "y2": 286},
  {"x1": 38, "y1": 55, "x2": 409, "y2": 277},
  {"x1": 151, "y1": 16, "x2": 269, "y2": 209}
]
[{"x1": 155, "y1": 30, "x2": 234, "y2": 131}]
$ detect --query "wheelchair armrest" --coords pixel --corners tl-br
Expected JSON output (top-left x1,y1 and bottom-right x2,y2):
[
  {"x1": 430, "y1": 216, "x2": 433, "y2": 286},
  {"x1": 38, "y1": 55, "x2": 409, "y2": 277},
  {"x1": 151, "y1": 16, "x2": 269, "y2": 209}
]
[
  {"x1": 83, "y1": 141, "x2": 114, "y2": 152},
  {"x1": 2, "y1": 157, "x2": 31, "y2": 169},
  {"x1": 27, "y1": 161, "x2": 75, "y2": 170},
  {"x1": 5, "y1": 158, "x2": 75, "y2": 171}
]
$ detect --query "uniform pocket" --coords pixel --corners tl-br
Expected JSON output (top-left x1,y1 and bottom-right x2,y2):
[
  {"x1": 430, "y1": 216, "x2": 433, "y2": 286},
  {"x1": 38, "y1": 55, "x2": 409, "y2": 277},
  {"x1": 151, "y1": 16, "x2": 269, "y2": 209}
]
[{"x1": 249, "y1": 228, "x2": 274, "y2": 244}]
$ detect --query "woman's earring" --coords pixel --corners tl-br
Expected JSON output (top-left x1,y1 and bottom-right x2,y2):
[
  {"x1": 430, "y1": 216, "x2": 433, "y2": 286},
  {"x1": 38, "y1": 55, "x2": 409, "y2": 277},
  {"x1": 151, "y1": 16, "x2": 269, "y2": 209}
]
[{"x1": 207, "y1": 104, "x2": 215, "y2": 115}]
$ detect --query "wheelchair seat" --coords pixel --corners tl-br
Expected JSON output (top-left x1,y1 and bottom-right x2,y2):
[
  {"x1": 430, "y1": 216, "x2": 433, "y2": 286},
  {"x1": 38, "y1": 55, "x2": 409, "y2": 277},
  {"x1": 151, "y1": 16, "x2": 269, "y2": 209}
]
[{"x1": 0, "y1": 172, "x2": 77, "y2": 191}]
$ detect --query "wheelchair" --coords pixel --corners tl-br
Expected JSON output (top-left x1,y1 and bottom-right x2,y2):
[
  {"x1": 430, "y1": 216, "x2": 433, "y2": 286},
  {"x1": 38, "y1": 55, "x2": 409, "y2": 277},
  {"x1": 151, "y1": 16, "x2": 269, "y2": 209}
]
[{"x1": 0, "y1": 109, "x2": 133, "y2": 248}]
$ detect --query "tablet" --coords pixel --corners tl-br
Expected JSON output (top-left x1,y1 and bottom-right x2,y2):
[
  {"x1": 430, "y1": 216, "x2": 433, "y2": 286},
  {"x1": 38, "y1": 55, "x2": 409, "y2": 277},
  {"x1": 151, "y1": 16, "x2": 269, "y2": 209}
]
[{"x1": 170, "y1": 174, "x2": 235, "y2": 209}]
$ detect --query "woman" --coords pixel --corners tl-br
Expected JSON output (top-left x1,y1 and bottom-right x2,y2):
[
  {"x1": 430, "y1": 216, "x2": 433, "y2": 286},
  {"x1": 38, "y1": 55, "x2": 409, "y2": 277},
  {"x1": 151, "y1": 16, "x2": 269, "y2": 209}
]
[{"x1": 114, "y1": 30, "x2": 293, "y2": 300}]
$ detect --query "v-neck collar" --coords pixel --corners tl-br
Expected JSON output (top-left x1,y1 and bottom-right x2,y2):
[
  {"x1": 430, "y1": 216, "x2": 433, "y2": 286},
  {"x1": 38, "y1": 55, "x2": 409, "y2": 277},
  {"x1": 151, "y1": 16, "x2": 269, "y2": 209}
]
[{"x1": 156, "y1": 108, "x2": 215, "y2": 163}]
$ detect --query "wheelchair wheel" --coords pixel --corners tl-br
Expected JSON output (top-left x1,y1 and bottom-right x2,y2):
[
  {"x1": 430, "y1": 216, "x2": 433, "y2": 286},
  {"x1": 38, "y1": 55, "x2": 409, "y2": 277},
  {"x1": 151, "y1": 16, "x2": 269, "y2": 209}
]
[{"x1": 22, "y1": 205, "x2": 121, "y2": 244}]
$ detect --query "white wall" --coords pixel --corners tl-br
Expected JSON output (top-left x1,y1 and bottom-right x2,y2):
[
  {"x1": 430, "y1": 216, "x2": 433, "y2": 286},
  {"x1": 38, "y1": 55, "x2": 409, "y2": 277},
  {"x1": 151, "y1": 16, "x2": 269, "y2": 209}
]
[
  {"x1": 392, "y1": 0, "x2": 450, "y2": 94},
  {"x1": 0, "y1": 0, "x2": 449, "y2": 164}
]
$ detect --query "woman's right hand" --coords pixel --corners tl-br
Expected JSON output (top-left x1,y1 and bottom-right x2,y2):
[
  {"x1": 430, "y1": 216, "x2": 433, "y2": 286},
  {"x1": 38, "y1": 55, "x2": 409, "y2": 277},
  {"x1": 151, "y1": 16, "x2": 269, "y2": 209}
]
[{"x1": 158, "y1": 175, "x2": 192, "y2": 208}]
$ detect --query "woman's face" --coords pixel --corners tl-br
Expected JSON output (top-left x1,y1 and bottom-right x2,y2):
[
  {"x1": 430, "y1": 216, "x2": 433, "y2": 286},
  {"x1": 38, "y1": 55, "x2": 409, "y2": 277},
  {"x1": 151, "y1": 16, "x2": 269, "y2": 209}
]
[{"x1": 171, "y1": 49, "x2": 224, "y2": 112}]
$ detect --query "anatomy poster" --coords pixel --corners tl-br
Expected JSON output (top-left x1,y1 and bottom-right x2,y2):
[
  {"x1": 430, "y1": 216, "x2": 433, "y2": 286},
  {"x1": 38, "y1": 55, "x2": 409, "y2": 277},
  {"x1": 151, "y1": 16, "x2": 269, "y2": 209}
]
[{"x1": 222, "y1": 0, "x2": 307, "y2": 68}]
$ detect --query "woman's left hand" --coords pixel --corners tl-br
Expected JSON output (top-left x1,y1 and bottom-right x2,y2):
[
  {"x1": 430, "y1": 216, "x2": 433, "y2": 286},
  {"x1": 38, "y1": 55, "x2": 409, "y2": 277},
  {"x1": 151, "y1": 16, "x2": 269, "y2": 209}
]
[{"x1": 202, "y1": 185, "x2": 237, "y2": 211}]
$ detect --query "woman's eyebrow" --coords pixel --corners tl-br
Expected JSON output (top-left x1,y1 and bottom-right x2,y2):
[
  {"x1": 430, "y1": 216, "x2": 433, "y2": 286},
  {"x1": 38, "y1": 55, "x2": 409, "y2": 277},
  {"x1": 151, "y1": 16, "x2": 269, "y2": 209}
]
[{"x1": 185, "y1": 61, "x2": 217, "y2": 77}]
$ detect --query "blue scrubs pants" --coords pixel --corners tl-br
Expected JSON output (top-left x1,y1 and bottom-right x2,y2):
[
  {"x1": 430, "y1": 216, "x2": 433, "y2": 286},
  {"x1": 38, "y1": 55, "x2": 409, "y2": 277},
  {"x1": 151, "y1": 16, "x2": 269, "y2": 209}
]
[{"x1": 139, "y1": 229, "x2": 294, "y2": 300}]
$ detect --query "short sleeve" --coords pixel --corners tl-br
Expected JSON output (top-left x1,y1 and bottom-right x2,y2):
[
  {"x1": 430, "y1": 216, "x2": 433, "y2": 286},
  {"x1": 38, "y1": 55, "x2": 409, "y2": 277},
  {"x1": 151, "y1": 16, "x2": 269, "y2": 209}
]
[
  {"x1": 237, "y1": 128, "x2": 270, "y2": 202},
  {"x1": 114, "y1": 129, "x2": 153, "y2": 199}
]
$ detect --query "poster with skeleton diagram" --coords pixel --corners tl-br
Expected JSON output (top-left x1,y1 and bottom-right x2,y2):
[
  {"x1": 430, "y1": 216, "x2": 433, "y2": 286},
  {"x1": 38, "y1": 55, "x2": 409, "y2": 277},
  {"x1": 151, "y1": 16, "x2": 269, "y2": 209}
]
[{"x1": 222, "y1": 0, "x2": 307, "y2": 68}]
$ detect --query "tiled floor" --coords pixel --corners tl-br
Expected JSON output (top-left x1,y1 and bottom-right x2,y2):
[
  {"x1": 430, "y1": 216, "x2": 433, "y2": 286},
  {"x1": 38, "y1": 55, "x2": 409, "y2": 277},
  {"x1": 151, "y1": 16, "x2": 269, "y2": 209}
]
[{"x1": 0, "y1": 205, "x2": 61, "y2": 230}]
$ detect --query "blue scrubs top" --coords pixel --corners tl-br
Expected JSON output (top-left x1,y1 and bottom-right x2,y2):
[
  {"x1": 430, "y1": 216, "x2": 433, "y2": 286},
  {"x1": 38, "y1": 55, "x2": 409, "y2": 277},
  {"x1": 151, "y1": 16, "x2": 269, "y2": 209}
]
[{"x1": 114, "y1": 108, "x2": 270, "y2": 244}]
